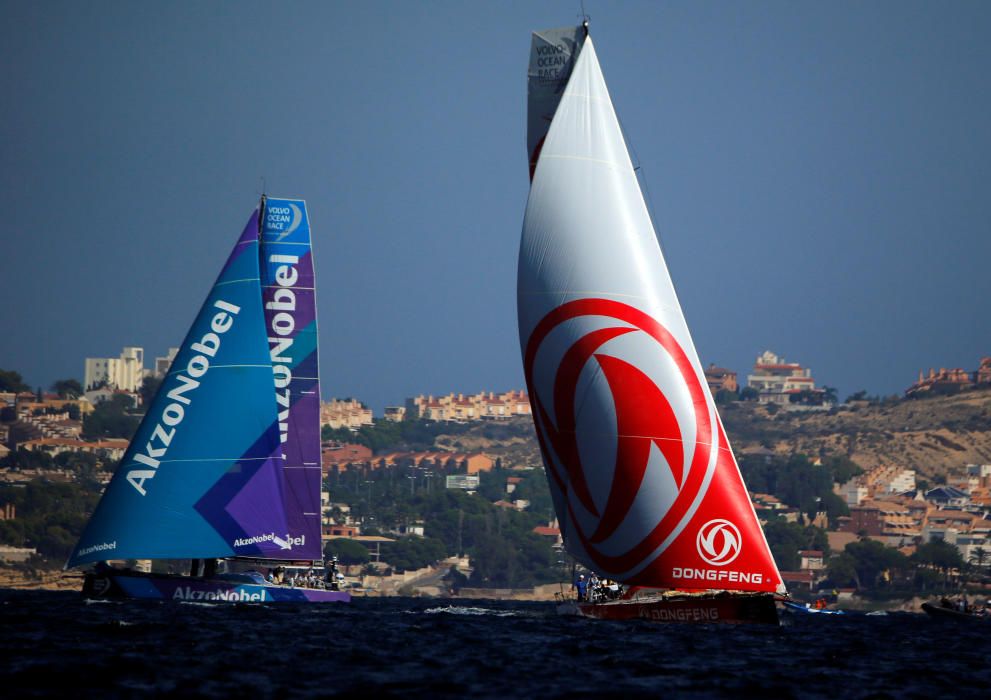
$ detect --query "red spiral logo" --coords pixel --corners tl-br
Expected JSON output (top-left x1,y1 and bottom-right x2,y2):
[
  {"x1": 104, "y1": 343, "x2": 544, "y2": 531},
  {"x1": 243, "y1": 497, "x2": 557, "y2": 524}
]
[{"x1": 524, "y1": 298, "x2": 717, "y2": 575}]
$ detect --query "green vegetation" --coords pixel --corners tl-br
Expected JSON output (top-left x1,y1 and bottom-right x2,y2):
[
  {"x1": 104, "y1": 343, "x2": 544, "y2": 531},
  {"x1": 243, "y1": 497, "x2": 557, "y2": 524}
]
[
  {"x1": 0, "y1": 480, "x2": 103, "y2": 562},
  {"x1": 81, "y1": 394, "x2": 141, "y2": 440},
  {"x1": 323, "y1": 538, "x2": 370, "y2": 566},
  {"x1": 739, "y1": 453, "x2": 854, "y2": 520},
  {"x1": 322, "y1": 418, "x2": 474, "y2": 454},
  {"x1": 322, "y1": 416, "x2": 536, "y2": 456},
  {"x1": 326, "y1": 459, "x2": 560, "y2": 588},
  {"x1": 714, "y1": 388, "x2": 739, "y2": 405},
  {"x1": 139, "y1": 376, "x2": 162, "y2": 406},
  {"x1": 380, "y1": 536, "x2": 447, "y2": 573},
  {"x1": 823, "y1": 537, "x2": 978, "y2": 595},
  {"x1": 762, "y1": 521, "x2": 829, "y2": 571},
  {"x1": 827, "y1": 539, "x2": 908, "y2": 590},
  {"x1": 0, "y1": 369, "x2": 31, "y2": 393},
  {"x1": 50, "y1": 379, "x2": 83, "y2": 399}
]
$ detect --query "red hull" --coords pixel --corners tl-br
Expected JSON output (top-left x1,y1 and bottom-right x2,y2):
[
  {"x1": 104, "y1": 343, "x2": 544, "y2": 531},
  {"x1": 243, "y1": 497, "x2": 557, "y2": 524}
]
[{"x1": 570, "y1": 592, "x2": 778, "y2": 625}]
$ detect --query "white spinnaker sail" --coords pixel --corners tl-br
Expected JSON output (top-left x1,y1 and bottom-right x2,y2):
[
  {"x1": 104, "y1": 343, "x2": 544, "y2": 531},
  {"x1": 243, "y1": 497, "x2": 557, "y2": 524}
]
[{"x1": 518, "y1": 36, "x2": 783, "y2": 592}]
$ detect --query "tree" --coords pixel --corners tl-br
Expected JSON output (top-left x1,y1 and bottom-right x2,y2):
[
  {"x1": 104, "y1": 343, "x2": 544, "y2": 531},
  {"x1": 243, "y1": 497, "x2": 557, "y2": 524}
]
[
  {"x1": 380, "y1": 535, "x2": 447, "y2": 572},
  {"x1": 822, "y1": 386, "x2": 839, "y2": 405},
  {"x1": 139, "y1": 376, "x2": 162, "y2": 407},
  {"x1": 82, "y1": 394, "x2": 140, "y2": 440},
  {"x1": 714, "y1": 388, "x2": 738, "y2": 405},
  {"x1": 763, "y1": 521, "x2": 829, "y2": 571},
  {"x1": 969, "y1": 547, "x2": 989, "y2": 570},
  {"x1": 2, "y1": 447, "x2": 54, "y2": 471},
  {"x1": 324, "y1": 538, "x2": 370, "y2": 566},
  {"x1": 0, "y1": 480, "x2": 102, "y2": 561},
  {"x1": 50, "y1": 379, "x2": 83, "y2": 399},
  {"x1": 739, "y1": 386, "x2": 759, "y2": 402},
  {"x1": 912, "y1": 540, "x2": 965, "y2": 582},
  {"x1": 827, "y1": 551, "x2": 860, "y2": 589},
  {"x1": 789, "y1": 390, "x2": 823, "y2": 406},
  {"x1": 821, "y1": 455, "x2": 863, "y2": 486},
  {"x1": 0, "y1": 369, "x2": 30, "y2": 393},
  {"x1": 842, "y1": 539, "x2": 909, "y2": 589},
  {"x1": 442, "y1": 565, "x2": 469, "y2": 593}
]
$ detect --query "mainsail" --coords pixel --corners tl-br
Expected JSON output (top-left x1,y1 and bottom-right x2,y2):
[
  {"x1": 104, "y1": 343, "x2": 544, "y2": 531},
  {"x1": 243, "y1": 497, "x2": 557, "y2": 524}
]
[
  {"x1": 526, "y1": 24, "x2": 587, "y2": 180},
  {"x1": 518, "y1": 32, "x2": 784, "y2": 593},
  {"x1": 259, "y1": 197, "x2": 323, "y2": 560},
  {"x1": 68, "y1": 203, "x2": 315, "y2": 568}
]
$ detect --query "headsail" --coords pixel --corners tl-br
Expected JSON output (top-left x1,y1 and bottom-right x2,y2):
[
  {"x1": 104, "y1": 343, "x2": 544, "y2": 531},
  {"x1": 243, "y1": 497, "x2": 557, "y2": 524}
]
[
  {"x1": 526, "y1": 24, "x2": 587, "y2": 180},
  {"x1": 518, "y1": 34, "x2": 783, "y2": 593},
  {"x1": 259, "y1": 197, "x2": 323, "y2": 561},
  {"x1": 69, "y1": 207, "x2": 297, "y2": 568}
]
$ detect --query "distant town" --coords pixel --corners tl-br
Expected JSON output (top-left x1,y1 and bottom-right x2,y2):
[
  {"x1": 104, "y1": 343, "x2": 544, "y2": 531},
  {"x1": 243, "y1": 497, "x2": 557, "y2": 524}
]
[{"x1": 1, "y1": 346, "x2": 990, "y2": 600}]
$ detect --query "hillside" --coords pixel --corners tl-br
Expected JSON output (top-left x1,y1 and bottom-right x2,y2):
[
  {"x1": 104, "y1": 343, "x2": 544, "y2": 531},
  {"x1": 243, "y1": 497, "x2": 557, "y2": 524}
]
[
  {"x1": 435, "y1": 385, "x2": 991, "y2": 480},
  {"x1": 720, "y1": 386, "x2": 991, "y2": 479}
]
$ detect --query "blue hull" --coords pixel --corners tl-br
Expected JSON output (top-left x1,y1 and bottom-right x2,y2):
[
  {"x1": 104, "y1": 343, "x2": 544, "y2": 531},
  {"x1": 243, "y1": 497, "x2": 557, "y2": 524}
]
[{"x1": 84, "y1": 572, "x2": 351, "y2": 603}]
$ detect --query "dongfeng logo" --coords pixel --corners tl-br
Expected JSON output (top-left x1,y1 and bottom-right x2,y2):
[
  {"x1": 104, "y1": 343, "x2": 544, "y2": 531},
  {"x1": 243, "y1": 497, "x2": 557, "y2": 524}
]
[{"x1": 696, "y1": 519, "x2": 742, "y2": 566}]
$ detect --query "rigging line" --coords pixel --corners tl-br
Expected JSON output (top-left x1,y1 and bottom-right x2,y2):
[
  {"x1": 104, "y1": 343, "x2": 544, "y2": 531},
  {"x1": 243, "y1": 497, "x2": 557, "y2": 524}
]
[{"x1": 614, "y1": 107, "x2": 669, "y2": 264}]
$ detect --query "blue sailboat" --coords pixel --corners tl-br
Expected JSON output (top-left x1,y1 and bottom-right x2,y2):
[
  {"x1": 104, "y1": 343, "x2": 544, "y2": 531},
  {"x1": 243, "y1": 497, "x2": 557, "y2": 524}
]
[{"x1": 68, "y1": 198, "x2": 349, "y2": 603}]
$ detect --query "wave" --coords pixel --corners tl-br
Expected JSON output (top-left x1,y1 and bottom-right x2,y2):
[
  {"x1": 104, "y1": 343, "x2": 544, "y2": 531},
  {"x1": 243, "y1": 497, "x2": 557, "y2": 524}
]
[{"x1": 419, "y1": 605, "x2": 524, "y2": 618}]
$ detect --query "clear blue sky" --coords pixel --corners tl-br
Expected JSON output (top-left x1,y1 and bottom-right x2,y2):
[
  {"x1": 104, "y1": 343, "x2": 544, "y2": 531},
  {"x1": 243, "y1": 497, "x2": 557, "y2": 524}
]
[{"x1": 2, "y1": 1, "x2": 989, "y2": 413}]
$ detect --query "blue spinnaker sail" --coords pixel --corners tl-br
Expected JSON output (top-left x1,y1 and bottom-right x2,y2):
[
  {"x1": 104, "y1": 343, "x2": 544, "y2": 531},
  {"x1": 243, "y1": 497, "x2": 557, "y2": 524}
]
[
  {"x1": 68, "y1": 209, "x2": 296, "y2": 568},
  {"x1": 260, "y1": 197, "x2": 323, "y2": 560}
]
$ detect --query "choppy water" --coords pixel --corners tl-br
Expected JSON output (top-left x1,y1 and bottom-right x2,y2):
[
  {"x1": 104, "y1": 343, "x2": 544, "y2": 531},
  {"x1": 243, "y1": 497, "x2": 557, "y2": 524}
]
[{"x1": 2, "y1": 590, "x2": 989, "y2": 698}]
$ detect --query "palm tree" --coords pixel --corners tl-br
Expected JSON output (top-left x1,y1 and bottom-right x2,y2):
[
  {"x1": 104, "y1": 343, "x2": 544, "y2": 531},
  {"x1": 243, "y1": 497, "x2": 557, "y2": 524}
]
[{"x1": 969, "y1": 547, "x2": 988, "y2": 569}]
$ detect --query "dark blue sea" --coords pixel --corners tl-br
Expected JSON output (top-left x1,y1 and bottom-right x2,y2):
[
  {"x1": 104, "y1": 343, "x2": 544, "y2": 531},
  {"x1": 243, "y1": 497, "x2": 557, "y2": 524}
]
[{"x1": 2, "y1": 591, "x2": 989, "y2": 698}]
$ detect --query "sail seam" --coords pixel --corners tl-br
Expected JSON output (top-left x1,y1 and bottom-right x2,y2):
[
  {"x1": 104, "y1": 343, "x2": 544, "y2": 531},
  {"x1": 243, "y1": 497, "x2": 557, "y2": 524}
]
[
  {"x1": 145, "y1": 457, "x2": 273, "y2": 464},
  {"x1": 166, "y1": 364, "x2": 273, "y2": 376},
  {"x1": 214, "y1": 277, "x2": 260, "y2": 287},
  {"x1": 539, "y1": 154, "x2": 626, "y2": 169}
]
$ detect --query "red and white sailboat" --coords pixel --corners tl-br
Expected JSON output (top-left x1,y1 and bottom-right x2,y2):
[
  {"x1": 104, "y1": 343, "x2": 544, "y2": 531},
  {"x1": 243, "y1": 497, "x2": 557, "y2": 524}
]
[{"x1": 518, "y1": 23, "x2": 784, "y2": 625}]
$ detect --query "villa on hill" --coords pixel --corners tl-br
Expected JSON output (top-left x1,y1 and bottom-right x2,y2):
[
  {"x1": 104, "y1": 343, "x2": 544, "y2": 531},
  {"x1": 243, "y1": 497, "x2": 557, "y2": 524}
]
[
  {"x1": 746, "y1": 350, "x2": 826, "y2": 407},
  {"x1": 905, "y1": 356, "x2": 991, "y2": 396}
]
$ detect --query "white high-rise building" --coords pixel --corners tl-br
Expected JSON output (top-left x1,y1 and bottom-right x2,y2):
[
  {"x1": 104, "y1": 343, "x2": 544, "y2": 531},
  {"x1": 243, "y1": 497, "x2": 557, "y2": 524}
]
[
  {"x1": 154, "y1": 348, "x2": 180, "y2": 377},
  {"x1": 84, "y1": 347, "x2": 145, "y2": 392}
]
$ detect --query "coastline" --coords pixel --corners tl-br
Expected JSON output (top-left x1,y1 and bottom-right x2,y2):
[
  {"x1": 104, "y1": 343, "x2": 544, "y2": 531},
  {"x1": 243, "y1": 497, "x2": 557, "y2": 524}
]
[
  {"x1": 0, "y1": 570, "x2": 938, "y2": 611},
  {"x1": 0, "y1": 568, "x2": 81, "y2": 592}
]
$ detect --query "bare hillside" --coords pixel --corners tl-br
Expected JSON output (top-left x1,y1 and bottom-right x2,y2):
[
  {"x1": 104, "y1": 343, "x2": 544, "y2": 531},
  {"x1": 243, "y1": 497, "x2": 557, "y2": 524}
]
[{"x1": 720, "y1": 386, "x2": 991, "y2": 478}]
